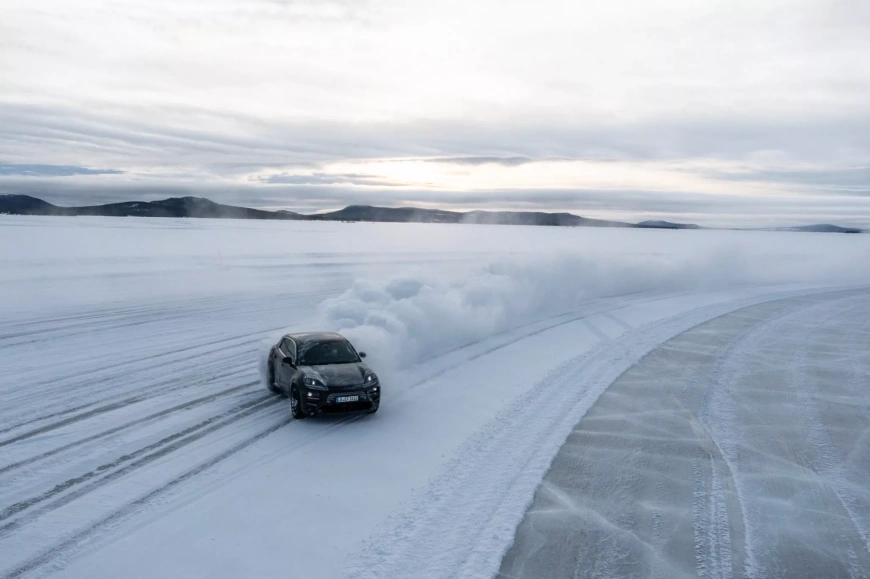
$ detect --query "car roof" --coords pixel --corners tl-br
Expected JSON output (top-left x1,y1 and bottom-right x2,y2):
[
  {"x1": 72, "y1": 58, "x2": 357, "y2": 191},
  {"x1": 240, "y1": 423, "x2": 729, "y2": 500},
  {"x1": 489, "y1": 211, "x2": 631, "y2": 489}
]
[{"x1": 285, "y1": 332, "x2": 347, "y2": 345}]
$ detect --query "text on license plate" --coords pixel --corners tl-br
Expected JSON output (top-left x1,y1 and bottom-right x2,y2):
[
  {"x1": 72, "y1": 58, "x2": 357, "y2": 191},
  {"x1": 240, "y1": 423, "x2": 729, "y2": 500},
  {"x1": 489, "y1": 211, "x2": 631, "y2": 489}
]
[{"x1": 335, "y1": 395, "x2": 359, "y2": 403}]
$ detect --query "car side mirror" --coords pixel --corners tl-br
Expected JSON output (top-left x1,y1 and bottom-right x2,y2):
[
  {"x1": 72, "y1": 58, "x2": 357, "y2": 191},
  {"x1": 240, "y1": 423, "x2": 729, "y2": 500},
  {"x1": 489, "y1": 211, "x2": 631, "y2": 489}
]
[
  {"x1": 282, "y1": 356, "x2": 295, "y2": 366},
  {"x1": 359, "y1": 351, "x2": 367, "y2": 358}
]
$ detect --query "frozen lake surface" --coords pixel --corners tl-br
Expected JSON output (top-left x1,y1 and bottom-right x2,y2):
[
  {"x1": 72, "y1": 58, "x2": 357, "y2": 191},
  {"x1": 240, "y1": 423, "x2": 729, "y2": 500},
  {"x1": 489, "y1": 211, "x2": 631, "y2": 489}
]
[
  {"x1": 0, "y1": 216, "x2": 868, "y2": 579},
  {"x1": 499, "y1": 290, "x2": 870, "y2": 579}
]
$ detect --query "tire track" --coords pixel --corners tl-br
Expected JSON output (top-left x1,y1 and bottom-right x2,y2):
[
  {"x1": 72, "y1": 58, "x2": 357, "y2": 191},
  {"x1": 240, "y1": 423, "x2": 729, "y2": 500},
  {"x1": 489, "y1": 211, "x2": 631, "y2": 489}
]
[
  {"x1": 0, "y1": 291, "x2": 318, "y2": 407},
  {"x1": 791, "y1": 300, "x2": 870, "y2": 554},
  {"x1": 0, "y1": 394, "x2": 282, "y2": 536},
  {"x1": 697, "y1": 293, "x2": 870, "y2": 578},
  {"x1": 399, "y1": 290, "x2": 697, "y2": 397},
  {"x1": 415, "y1": 290, "x2": 676, "y2": 366},
  {"x1": 0, "y1": 381, "x2": 261, "y2": 476},
  {"x1": 1, "y1": 412, "x2": 363, "y2": 579},
  {"x1": 0, "y1": 364, "x2": 254, "y2": 448},
  {"x1": 0, "y1": 315, "x2": 291, "y2": 432},
  {"x1": 694, "y1": 297, "x2": 835, "y2": 579},
  {"x1": 0, "y1": 292, "x2": 265, "y2": 344},
  {"x1": 6, "y1": 318, "x2": 290, "y2": 394},
  {"x1": 0, "y1": 291, "x2": 330, "y2": 417},
  {"x1": 0, "y1": 355, "x2": 253, "y2": 438},
  {"x1": 658, "y1": 301, "x2": 833, "y2": 579},
  {"x1": 0, "y1": 286, "x2": 334, "y2": 342}
]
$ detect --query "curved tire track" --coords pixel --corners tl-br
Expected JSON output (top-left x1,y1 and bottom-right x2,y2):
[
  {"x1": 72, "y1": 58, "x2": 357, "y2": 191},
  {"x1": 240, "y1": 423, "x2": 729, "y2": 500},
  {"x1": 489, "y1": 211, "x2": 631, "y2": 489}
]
[
  {"x1": 1, "y1": 411, "x2": 362, "y2": 579},
  {"x1": 0, "y1": 381, "x2": 260, "y2": 476},
  {"x1": 0, "y1": 394, "x2": 281, "y2": 535}
]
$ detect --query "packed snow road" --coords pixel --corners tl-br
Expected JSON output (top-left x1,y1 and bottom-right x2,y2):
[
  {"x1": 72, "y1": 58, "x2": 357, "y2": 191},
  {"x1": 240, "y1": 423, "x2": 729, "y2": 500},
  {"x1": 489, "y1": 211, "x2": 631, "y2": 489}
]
[
  {"x1": 1, "y1": 217, "x2": 869, "y2": 579},
  {"x1": 499, "y1": 289, "x2": 870, "y2": 579}
]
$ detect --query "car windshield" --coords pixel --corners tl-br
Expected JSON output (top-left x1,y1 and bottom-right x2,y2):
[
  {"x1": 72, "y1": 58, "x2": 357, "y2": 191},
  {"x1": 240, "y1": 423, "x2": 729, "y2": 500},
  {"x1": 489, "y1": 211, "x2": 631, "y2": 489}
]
[{"x1": 298, "y1": 340, "x2": 359, "y2": 365}]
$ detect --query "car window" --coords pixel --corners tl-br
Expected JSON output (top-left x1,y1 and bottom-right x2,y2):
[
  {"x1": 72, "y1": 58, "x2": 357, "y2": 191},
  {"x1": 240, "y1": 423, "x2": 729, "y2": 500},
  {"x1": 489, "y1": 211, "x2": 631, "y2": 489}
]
[
  {"x1": 298, "y1": 340, "x2": 359, "y2": 365},
  {"x1": 281, "y1": 338, "x2": 297, "y2": 360}
]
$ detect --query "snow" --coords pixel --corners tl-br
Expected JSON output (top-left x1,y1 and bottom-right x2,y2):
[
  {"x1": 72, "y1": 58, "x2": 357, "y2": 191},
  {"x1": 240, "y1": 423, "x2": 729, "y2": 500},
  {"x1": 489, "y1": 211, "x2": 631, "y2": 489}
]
[{"x1": 0, "y1": 215, "x2": 869, "y2": 579}]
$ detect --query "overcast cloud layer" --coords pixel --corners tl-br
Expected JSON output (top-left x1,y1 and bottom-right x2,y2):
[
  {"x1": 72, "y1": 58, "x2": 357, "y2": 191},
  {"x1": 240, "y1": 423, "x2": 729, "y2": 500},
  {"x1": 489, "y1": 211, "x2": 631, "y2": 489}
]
[{"x1": 2, "y1": 0, "x2": 870, "y2": 226}]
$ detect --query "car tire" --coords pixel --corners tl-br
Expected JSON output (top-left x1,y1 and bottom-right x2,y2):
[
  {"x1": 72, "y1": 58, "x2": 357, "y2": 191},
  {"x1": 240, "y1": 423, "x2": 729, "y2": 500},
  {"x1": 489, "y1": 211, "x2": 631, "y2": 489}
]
[
  {"x1": 290, "y1": 387, "x2": 307, "y2": 420},
  {"x1": 267, "y1": 360, "x2": 281, "y2": 394}
]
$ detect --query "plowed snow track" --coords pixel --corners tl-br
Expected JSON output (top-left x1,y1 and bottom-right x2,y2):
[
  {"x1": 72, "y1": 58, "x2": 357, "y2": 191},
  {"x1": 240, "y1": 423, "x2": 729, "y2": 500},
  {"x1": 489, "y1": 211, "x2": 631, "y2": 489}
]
[{"x1": 498, "y1": 290, "x2": 870, "y2": 579}]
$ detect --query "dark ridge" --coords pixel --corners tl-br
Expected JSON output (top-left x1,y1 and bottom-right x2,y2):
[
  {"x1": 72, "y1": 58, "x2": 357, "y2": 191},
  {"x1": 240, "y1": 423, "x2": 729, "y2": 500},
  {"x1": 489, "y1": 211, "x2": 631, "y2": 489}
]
[
  {"x1": 0, "y1": 195, "x2": 300, "y2": 220},
  {"x1": 775, "y1": 224, "x2": 863, "y2": 234},
  {"x1": 307, "y1": 205, "x2": 630, "y2": 227},
  {"x1": 73, "y1": 197, "x2": 300, "y2": 220},
  {"x1": 0, "y1": 194, "x2": 73, "y2": 216},
  {"x1": 1, "y1": 194, "x2": 862, "y2": 232},
  {"x1": 308, "y1": 205, "x2": 460, "y2": 224},
  {"x1": 633, "y1": 219, "x2": 701, "y2": 230},
  {"x1": 461, "y1": 210, "x2": 627, "y2": 227}
]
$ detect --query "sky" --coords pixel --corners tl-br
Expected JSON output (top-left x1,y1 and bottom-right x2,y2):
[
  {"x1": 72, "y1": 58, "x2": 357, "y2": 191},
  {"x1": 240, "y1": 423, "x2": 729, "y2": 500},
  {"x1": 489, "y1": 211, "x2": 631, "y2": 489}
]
[{"x1": 1, "y1": 0, "x2": 869, "y2": 227}]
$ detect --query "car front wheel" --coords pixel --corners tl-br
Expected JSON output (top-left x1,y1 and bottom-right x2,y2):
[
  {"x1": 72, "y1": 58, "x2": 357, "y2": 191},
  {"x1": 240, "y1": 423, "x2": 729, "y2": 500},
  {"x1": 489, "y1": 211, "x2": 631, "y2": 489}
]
[{"x1": 290, "y1": 387, "x2": 307, "y2": 419}]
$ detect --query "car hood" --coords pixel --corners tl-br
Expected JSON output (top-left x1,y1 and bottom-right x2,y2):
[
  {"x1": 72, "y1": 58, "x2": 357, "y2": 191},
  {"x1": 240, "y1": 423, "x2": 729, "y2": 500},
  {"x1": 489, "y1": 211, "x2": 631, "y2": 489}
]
[{"x1": 301, "y1": 362, "x2": 370, "y2": 386}]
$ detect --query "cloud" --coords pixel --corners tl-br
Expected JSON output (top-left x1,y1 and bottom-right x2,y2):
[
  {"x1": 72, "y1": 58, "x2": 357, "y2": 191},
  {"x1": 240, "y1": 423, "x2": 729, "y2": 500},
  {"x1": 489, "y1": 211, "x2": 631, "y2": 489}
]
[
  {"x1": 0, "y1": 163, "x2": 122, "y2": 177},
  {"x1": 703, "y1": 166, "x2": 870, "y2": 194},
  {"x1": 2, "y1": 0, "x2": 869, "y2": 225},
  {"x1": 3, "y1": 101, "x2": 869, "y2": 177},
  {"x1": 257, "y1": 172, "x2": 404, "y2": 186},
  {"x1": 425, "y1": 156, "x2": 534, "y2": 167}
]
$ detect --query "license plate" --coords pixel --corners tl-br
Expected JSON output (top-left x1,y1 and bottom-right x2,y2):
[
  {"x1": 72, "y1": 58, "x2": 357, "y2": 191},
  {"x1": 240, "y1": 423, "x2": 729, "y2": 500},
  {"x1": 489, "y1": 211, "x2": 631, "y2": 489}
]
[{"x1": 335, "y1": 395, "x2": 359, "y2": 403}]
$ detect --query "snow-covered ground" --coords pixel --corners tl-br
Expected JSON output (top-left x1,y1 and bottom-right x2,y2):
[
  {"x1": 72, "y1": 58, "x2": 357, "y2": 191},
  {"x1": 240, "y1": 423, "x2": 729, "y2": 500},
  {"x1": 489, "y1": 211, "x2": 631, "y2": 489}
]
[{"x1": 0, "y1": 216, "x2": 868, "y2": 579}]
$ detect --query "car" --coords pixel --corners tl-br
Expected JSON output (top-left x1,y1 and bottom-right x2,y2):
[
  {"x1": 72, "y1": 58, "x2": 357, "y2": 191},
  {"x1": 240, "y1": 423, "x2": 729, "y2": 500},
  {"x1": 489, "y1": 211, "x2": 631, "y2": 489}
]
[{"x1": 266, "y1": 332, "x2": 380, "y2": 419}]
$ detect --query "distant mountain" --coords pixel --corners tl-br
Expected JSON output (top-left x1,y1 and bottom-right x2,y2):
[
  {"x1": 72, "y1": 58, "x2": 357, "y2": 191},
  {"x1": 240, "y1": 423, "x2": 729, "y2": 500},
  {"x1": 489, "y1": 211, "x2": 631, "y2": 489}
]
[
  {"x1": 0, "y1": 195, "x2": 300, "y2": 220},
  {"x1": 0, "y1": 195, "x2": 629, "y2": 228},
  {"x1": 309, "y1": 205, "x2": 459, "y2": 224},
  {"x1": 308, "y1": 205, "x2": 630, "y2": 227},
  {"x1": 633, "y1": 219, "x2": 700, "y2": 230},
  {"x1": 0, "y1": 194, "x2": 69, "y2": 215},
  {"x1": 462, "y1": 209, "x2": 627, "y2": 228},
  {"x1": 2, "y1": 194, "x2": 862, "y2": 233},
  {"x1": 774, "y1": 224, "x2": 863, "y2": 234}
]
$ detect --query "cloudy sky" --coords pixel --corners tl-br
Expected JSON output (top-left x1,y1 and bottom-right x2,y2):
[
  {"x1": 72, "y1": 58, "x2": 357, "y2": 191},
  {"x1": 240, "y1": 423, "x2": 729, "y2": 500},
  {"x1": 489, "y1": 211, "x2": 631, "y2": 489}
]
[{"x1": 2, "y1": 0, "x2": 869, "y2": 226}]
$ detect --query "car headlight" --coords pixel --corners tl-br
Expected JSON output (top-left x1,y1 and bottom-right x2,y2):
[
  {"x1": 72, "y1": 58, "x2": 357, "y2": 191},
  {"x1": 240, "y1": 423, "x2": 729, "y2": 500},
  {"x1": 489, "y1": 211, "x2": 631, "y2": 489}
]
[
  {"x1": 365, "y1": 372, "x2": 378, "y2": 383},
  {"x1": 303, "y1": 375, "x2": 328, "y2": 390}
]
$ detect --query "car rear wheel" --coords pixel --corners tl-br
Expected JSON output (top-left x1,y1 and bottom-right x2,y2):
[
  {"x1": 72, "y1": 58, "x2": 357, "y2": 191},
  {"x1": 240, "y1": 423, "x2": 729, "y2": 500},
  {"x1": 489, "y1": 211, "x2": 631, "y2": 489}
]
[
  {"x1": 267, "y1": 360, "x2": 281, "y2": 394},
  {"x1": 290, "y1": 387, "x2": 307, "y2": 419}
]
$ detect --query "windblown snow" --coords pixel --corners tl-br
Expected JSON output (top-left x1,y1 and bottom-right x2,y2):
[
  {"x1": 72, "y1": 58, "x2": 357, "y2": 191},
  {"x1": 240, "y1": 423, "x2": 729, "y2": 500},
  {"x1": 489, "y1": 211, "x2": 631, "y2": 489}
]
[{"x1": 0, "y1": 216, "x2": 868, "y2": 579}]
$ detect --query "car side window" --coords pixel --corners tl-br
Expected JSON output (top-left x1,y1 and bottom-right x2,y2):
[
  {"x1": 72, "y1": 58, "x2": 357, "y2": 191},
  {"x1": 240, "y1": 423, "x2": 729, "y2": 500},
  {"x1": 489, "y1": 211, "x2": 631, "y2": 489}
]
[{"x1": 281, "y1": 338, "x2": 297, "y2": 361}]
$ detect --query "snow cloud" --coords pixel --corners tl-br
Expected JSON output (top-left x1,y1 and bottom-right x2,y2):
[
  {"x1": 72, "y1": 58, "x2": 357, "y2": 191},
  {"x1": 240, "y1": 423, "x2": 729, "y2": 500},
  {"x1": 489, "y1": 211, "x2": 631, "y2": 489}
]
[{"x1": 317, "y1": 247, "x2": 870, "y2": 374}]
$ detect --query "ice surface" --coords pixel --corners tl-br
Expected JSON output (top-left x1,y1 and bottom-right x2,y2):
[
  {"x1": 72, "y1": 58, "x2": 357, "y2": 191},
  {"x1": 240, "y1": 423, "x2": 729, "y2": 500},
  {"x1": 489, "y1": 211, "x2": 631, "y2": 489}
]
[
  {"x1": 0, "y1": 216, "x2": 868, "y2": 579},
  {"x1": 499, "y1": 292, "x2": 870, "y2": 579}
]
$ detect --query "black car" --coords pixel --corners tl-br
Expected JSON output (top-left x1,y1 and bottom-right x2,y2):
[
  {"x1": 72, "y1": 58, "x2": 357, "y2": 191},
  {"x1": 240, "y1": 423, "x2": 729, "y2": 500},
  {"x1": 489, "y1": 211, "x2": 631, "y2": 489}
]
[{"x1": 266, "y1": 332, "x2": 380, "y2": 419}]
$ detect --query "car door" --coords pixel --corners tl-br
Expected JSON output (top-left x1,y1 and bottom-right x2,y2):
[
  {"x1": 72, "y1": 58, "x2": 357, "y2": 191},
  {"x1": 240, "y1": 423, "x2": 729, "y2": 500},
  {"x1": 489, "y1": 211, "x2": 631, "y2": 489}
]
[{"x1": 277, "y1": 337, "x2": 299, "y2": 390}]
